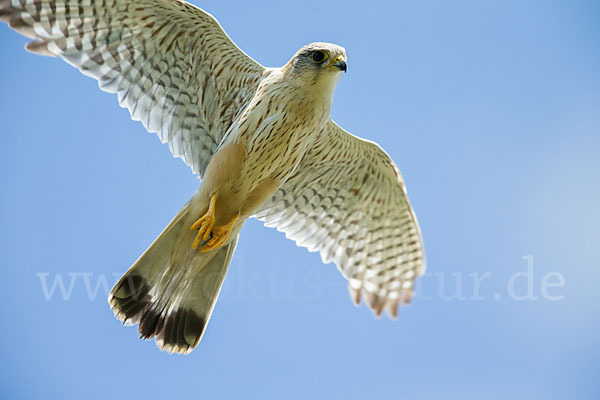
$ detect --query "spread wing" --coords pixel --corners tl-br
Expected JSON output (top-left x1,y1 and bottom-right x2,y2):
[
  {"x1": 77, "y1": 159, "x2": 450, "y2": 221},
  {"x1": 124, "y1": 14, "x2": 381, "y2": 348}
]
[
  {"x1": 255, "y1": 121, "x2": 425, "y2": 318},
  {"x1": 1, "y1": 0, "x2": 265, "y2": 176}
]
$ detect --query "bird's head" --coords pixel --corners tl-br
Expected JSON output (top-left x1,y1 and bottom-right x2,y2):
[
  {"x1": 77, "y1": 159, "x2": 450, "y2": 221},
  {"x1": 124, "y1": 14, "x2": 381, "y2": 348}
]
[{"x1": 284, "y1": 42, "x2": 347, "y2": 90}]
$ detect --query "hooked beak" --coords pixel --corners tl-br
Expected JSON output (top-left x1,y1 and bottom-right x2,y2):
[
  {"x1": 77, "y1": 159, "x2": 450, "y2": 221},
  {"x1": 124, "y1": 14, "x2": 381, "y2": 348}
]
[{"x1": 332, "y1": 57, "x2": 347, "y2": 73}]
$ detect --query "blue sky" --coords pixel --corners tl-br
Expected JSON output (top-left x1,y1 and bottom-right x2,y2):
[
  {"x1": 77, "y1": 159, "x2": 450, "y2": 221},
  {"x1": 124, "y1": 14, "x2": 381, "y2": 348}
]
[{"x1": 1, "y1": 0, "x2": 599, "y2": 399}]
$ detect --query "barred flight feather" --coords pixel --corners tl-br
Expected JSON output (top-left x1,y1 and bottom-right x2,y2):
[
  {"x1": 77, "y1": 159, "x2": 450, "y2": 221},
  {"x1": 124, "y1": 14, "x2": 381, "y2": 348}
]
[
  {"x1": 255, "y1": 121, "x2": 425, "y2": 318},
  {"x1": 0, "y1": 0, "x2": 265, "y2": 177}
]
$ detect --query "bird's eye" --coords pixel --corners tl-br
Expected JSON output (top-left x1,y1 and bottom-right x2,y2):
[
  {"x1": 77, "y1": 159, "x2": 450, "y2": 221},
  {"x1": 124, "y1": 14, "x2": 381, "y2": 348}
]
[{"x1": 311, "y1": 51, "x2": 327, "y2": 64}]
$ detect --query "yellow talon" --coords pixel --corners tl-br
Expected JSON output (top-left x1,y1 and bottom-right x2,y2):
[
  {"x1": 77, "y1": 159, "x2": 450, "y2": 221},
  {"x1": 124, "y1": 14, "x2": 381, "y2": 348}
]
[
  {"x1": 200, "y1": 211, "x2": 240, "y2": 253},
  {"x1": 190, "y1": 193, "x2": 216, "y2": 249},
  {"x1": 190, "y1": 193, "x2": 239, "y2": 251}
]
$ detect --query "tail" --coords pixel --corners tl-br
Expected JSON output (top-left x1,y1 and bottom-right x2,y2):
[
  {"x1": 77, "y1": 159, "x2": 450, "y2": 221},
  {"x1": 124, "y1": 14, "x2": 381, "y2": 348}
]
[{"x1": 108, "y1": 200, "x2": 239, "y2": 354}]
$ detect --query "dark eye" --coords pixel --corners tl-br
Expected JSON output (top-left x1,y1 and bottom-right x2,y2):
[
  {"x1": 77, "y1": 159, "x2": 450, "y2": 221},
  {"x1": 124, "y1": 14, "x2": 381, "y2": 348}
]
[{"x1": 311, "y1": 51, "x2": 327, "y2": 64}]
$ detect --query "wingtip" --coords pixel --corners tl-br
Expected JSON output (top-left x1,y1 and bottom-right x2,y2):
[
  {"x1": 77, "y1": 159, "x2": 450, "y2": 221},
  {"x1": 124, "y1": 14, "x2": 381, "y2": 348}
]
[
  {"x1": 26, "y1": 40, "x2": 56, "y2": 56},
  {"x1": 364, "y1": 291, "x2": 386, "y2": 318},
  {"x1": 385, "y1": 300, "x2": 399, "y2": 319},
  {"x1": 348, "y1": 286, "x2": 361, "y2": 306},
  {"x1": 349, "y1": 285, "x2": 414, "y2": 319}
]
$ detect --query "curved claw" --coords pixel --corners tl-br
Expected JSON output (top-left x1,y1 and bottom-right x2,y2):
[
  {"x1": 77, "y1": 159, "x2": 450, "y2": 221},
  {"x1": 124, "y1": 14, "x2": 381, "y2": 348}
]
[
  {"x1": 191, "y1": 215, "x2": 215, "y2": 249},
  {"x1": 190, "y1": 193, "x2": 216, "y2": 249},
  {"x1": 200, "y1": 211, "x2": 240, "y2": 253}
]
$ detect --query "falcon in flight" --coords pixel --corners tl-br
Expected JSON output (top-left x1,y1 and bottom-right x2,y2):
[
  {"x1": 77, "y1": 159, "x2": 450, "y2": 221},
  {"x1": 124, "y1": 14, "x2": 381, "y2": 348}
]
[{"x1": 2, "y1": 0, "x2": 426, "y2": 353}]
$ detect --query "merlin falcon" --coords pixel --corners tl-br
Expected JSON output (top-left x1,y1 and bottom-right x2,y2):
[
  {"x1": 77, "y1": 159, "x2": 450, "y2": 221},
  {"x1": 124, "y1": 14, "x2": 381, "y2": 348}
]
[{"x1": 1, "y1": 0, "x2": 426, "y2": 353}]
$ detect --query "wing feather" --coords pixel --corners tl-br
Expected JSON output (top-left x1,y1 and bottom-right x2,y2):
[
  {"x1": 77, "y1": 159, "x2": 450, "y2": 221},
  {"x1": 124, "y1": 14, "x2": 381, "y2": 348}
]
[
  {"x1": 255, "y1": 121, "x2": 425, "y2": 318},
  {"x1": 1, "y1": 0, "x2": 265, "y2": 176}
]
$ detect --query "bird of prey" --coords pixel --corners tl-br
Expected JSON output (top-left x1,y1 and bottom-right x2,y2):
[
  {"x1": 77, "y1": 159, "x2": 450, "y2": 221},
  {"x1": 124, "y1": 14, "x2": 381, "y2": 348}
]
[{"x1": 2, "y1": 0, "x2": 426, "y2": 353}]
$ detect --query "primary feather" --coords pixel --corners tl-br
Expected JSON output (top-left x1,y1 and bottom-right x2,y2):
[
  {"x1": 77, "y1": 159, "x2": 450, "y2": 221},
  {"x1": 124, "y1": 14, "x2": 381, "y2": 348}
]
[{"x1": 2, "y1": 0, "x2": 426, "y2": 353}]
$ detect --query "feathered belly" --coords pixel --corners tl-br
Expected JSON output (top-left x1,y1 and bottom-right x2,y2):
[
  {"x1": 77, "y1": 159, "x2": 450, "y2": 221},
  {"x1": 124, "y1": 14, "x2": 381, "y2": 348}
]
[
  {"x1": 197, "y1": 119, "x2": 316, "y2": 225},
  {"x1": 236, "y1": 121, "x2": 315, "y2": 216},
  {"x1": 200, "y1": 92, "x2": 327, "y2": 223}
]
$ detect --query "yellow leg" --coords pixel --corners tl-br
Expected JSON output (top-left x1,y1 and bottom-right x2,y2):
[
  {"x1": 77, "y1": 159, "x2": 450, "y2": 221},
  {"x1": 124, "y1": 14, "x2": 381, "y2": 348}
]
[
  {"x1": 200, "y1": 211, "x2": 240, "y2": 253},
  {"x1": 190, "y1": 193, "x2": 217, "y2": 250}
]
